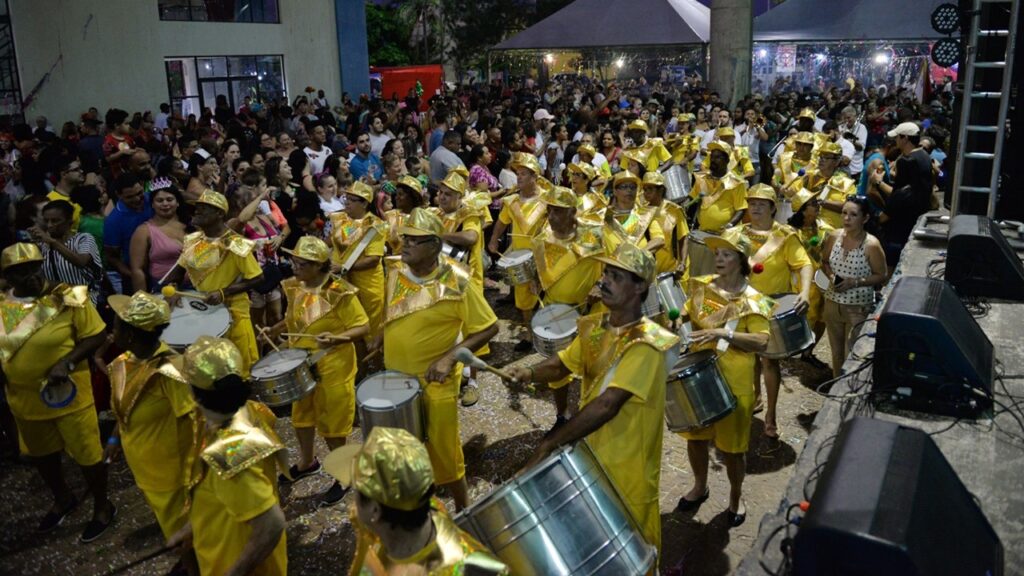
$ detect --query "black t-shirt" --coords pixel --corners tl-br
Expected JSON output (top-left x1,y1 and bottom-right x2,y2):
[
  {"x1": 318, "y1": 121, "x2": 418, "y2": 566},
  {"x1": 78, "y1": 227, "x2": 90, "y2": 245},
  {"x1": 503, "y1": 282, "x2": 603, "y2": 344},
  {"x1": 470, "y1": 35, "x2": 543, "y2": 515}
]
[{"x1": 884, "y1": 148, "x2": 933, "y2": 244}]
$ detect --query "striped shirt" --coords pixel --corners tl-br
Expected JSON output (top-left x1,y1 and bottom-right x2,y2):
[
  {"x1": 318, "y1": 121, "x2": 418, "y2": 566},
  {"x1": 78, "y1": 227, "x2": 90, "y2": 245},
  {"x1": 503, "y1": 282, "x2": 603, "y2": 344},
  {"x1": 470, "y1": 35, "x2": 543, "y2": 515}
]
[{"x1": 41, "y1": 234, "x2": 102, "y2": 304}]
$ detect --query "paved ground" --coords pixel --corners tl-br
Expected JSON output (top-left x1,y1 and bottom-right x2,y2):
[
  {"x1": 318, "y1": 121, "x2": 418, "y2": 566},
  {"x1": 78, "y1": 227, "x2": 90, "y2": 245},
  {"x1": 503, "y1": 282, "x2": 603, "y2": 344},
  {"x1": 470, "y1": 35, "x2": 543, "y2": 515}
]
[{"x1": 0, "y1": 284, "x2": 830, "y2": 575}]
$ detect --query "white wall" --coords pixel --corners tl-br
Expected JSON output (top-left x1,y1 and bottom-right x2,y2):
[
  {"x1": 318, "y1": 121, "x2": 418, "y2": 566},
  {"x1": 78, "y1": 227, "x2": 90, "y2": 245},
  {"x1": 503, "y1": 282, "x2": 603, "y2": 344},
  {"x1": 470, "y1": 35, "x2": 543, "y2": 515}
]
[{"x1": 11, "y1": 0, "x2": 340, "y2": 125}]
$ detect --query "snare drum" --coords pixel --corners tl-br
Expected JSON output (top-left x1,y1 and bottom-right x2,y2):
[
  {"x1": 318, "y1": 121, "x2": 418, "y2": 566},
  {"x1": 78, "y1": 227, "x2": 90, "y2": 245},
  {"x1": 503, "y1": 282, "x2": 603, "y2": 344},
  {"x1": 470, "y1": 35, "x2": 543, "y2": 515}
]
[
  {"x1": 814, "y1": 269, "x2": 831, "y2": 291},
  {"x1": 531, "y1": 304, "x2": 578, "y2": 357},
  {"x1": 441, "y1": 242, "x2": 470, "y2": 263},
  {"x1": 250, "y1": 349, "x2": 316, "y2": 407},
  {"x1": 687, "y1": 230, "x2": 717, "y2": 277},
  {"x1": 455, "y1": 441, "x2": 656, "y2": 576},
  {"x1": 763, "y1": 293, "x2": 815, "y2": 359},
  {"x1": 40, "y1": 379, "x2": 77, "y2": 409},
  {"x1": 655, "y1": 272, "x2": 686, "y2": 320},
  {"x1": 496, "y1": 249, "x2": 537, "y2": 286},
  {"x1": 665, "y1": 350, "x2": 736, "y2": 431},
  {"x1": 163, "y1": 297, "x2": 231, "y2": 350},
  {"x1": 355, "y1": 371, "x2": 424, "y2": 440}
]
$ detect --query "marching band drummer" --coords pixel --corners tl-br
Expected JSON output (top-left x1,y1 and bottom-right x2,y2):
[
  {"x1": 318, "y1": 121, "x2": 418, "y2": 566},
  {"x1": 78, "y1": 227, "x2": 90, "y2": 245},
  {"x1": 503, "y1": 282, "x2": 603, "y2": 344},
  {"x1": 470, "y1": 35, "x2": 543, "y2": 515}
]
[
  {"x1": 330, "y1": 181, "x2": 387, "y2": 344},
  {"x1": 161, "y1": 189, "x2": 264, "y2": 374},
  {"x1": 371, "y1": 208, "x2": 498, "y2": 512},
  {"x1": 487, "y1": 152, "x2": 549, "y2": 352},
  {"x1": 264, "y1": 236, "x2": 369, "y2": 507},
  {"x1": 787, "y1": 189, "x2": 835, "y2": 369},
  {"x1": 169, "y1": 336, "x2": 288, "y2": 576},
  {"x1": 603, "y1": 170, "x2": 665, "y2": 256},
  {"x1": 567, "y1": 161, "x2": 607, "y2": 221},
  {"x1": 620, "y1": 118, "x2": 672, "y2": 173},
  {"x1": 323, "y1": 427, "x2": 509, "y2": 575},
  {"x1": 104, "y1": 291, "x2": 198, "y2": 570},
  {"x1": 504, "y1": 243, "x2": 679, "y2": 553},
  {"x1": 772, "y1": 131, "x2": 816, "y2": 198},
  {"x1": 0, "y1": 243, "x2": 114, "y2": 541},
  {"x1": 641, "y1": 171, "x2": 689, "y2": 275},
  {"x1": 689, "y1": 141, "x2": 748, "y2": 233},
  {"x1": 735, "y1": 184, "x2": 813, "y2": 442},
  {"x1": 699, "y1": 128, "x2": 756, "y2": 182},
  {"x1": 384, "y1": 175, "x2": 427, "y2": 255},
  {"x1": 433, "y1": 169, "x2": 489, "y2": 407},
  {"x1": 530, "y1": 186, "x2": 609, "y2": 434},
  {"x1": 799, "y1": 141, "x2": 857, "y2": 230},
  {"x1": 675, "y1": 229, "x2": 771, "y2": 527},
  {"x1": 668, "y1": 113, "x2": 701, "y2": 172}
]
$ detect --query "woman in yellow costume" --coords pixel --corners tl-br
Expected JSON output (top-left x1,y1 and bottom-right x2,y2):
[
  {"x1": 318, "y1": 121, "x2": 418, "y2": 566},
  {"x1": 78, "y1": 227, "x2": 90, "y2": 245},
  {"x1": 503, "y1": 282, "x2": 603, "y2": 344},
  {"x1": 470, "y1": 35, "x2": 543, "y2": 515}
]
[
  {"x1": 331, "y1": 181, "x2": 387, "y2": 341},
  {"x1": 785, "y1": 188, "x2": 835, "y2": 369}
]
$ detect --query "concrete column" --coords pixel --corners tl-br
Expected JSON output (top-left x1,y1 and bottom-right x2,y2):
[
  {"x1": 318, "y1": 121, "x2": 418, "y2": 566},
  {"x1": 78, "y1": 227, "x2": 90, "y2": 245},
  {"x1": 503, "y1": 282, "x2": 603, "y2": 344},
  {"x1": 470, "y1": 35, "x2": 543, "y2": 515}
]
[
  {"x1": 334, "y1": 0, "x2": 370, "y2": 100},
  {"x1": 709, "y1": 0, "x2": 753, "y2": 109}
]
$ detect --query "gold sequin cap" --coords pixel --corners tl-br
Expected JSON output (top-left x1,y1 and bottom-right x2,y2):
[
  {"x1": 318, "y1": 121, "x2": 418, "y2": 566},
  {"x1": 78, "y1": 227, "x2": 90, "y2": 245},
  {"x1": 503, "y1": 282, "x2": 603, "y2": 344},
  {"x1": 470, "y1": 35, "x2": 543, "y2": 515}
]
[
  {"x1": 184, "y1": 336, "x2": 244, "y2": 390},
  {"x1": 197, "y1": 189, "x2": 229, "y2": 213},
  {"x1": 541, "y1": 186, "x2": 578, "y2": 209},
  {"x1": 323, "y1": 426, "x2": 434, "y2": 511},
  {"x1": 1, "y1": 242, "x2": 43, "y2": 270},
  {"x1": 595, "y1": 242, "x2": 656, "y2": 284},
  {"x1": 109, "y1": 291, "x2": 171, "y2": 331},
  {"x1": 282, "y1": 236, "x2": 330, "y2": 263},
  {"x1": 397, "y1": 207, "x2": 444, "y2": 237}
]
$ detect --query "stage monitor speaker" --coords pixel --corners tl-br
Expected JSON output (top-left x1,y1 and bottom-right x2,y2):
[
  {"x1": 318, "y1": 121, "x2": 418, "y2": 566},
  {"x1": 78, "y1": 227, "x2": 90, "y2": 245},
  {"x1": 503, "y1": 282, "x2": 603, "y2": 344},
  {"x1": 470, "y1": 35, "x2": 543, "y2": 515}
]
[
  {"x1": 873, "y1": 276, "x2": 994, "y2": 416},
  {"x1": 945, "y1": 215, "x2": 1024, "y2": 301},
  {"x1": 794, "y1": 417, "x2": 1003, "y2": 576}
]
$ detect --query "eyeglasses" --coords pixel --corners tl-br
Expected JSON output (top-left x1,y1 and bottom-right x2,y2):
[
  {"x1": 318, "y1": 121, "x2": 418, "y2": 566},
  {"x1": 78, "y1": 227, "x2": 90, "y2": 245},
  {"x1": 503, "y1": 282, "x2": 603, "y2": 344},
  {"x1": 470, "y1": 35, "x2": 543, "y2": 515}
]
[{"x1": 402, "y1": 236, "x2": 438, "y2": 247}]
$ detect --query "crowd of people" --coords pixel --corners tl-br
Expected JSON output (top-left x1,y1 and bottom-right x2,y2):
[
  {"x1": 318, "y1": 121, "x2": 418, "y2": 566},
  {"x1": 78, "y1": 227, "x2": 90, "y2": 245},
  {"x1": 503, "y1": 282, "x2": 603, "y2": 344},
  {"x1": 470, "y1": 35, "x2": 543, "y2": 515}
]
[{"x1": 0, "y1": 72, "x2": 946, "y2": 574}]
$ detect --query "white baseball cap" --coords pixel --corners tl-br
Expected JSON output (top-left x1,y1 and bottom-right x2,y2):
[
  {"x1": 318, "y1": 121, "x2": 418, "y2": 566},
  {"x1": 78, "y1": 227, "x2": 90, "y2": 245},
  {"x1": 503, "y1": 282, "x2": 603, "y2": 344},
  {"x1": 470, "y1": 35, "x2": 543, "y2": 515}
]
[
  {"x1": 533, "y1": 108, "x2": 555, "y2": 121},
  {"x1": 887, "y1": 122, "x2": 920, "y2": 138}
]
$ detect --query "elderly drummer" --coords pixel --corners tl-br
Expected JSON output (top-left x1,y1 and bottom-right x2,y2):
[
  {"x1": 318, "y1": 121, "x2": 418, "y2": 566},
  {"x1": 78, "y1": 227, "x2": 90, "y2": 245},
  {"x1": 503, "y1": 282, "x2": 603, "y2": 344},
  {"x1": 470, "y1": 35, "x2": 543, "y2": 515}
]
[
  {"x1": 487, "y1": 152, "x2": 548, "y2": 352},
  {"x1": 642, "y1": 171, "x2": 690, "y2": 275},
  {"x1": 773, "y1": 131, "x2": 816, "y2": 197},
  {"x1": 263, "y1": 236, "x2": 369, "y2": 506},
  {"x1": 504, "y1": 243, "x2": 679, "y2": 552},
  {"x1": 676, "y1": 228, "x2": 771, "y2": 527},
  {"x1": 433, "y1": 169, "x2": 489, "y2": 407},
  {"x1": 800, "y1": 141, "x2": 857, "y2": 230},
  {"x1": 104, "y1": 291, "x2": 197, "y2": 570},
  {"x1": 168, "y1": 336, "x2": 288, "y2": 576},
  {"x1": 604, "y1": 170, "x2": 665, "y2": 256},
  {"x1": 330, "y1": 181, "x2": 387, "y2": 344},
  {"x1": 0, "y1": 243, "x2": 114, "y2": 541},
  {"x1": 323, "y1": 426, "x2": 508, "y2": 575},
  {"x1": 568, "y1": 161, "x2": 608, "y2": 220},
  {"x1": 530, "y1": 186, "x2": 609, "y2": 434},
  {"x1": 738, "y1": 184, "x2": 813, "y2": 441},
  {"x1": 160, "y1": 189, "x2": 264, "y2": 374},
  {"x1": 689, "y1": 141, "x2": 748, "y2": 233},
  {"x1": 371, "y1": 207, "x2": 498, "y2": 511}
]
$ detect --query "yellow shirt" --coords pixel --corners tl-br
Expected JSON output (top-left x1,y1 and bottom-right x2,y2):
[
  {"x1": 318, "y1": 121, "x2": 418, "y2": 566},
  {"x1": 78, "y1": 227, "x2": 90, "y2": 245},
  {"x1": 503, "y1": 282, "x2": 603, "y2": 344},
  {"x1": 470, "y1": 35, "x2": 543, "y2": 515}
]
[
  {"x1": 701, "y1": 145, "x2": 756, "y2": 179},
  {"x1": 383, "y1": 259, "x2": 497, "y2": 379},
  {"x1": 803, "y1": 171, "x2": 857, "y2": 230},
  {"x1": 532, "y1": 223, "x2": 606, "y2": 306},
  {"x1": 190, "y1": 460, "x2": 287, "y2": 576},
  {"x1": 384, "y1": 209, "x2": 412, "y2": 254},
  {"x1": 773, "y1": 151, "x2": 816, "y2": 196},
  {"x1": 620, "y1": 138, "x2": 672, "y2": 172},
  {"x1": 738, "y1": 223, "x2": 813, "y2": 296},
  {"x1": 605, "y1": 206, "x2": 665, "y2": 253},
  {"x1": 557, "y1": 315, "x2": 679, "y2": 551},
  {"x1": 179, "y1": 231, "x2": 263, "y2": 320},
  {"x1": 684, "y1": 276, "x2": 771, "y2": 397},
  {"x1": 434, "y1": 206, "x2": 485, "y2": 287},
  {"x1": 498, "y1": 193, "x2": 547, "y2": 250},
  {"x1": 282, "y1": 275, "x2": 367, "y2": 382},
  {"x1": 110, "y1": 346, "x2": 195, "y2": 493},
  {"x1": 690, "y1": 173, "x2": 748, "y2": 232},
  {"x1": 669, "y1": 134, "x2": 701, "y2": 170},
  {"x1": 0, "y1": 285, "x2": 105, "y2": 420},
  {"x1": 652, "y1": 201, "x2": 689, "y2": 274},
  {"x1": 331, "y1": 212, "x2": 386, "y2": 336}
]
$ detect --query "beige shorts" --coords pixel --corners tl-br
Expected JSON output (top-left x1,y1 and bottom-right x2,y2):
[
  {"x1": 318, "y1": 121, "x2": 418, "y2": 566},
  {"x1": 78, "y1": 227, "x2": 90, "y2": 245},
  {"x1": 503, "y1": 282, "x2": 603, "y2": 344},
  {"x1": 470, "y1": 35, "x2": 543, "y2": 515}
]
[{"x1": 250, "y1": 287, "x2": 282, "y2": 308}]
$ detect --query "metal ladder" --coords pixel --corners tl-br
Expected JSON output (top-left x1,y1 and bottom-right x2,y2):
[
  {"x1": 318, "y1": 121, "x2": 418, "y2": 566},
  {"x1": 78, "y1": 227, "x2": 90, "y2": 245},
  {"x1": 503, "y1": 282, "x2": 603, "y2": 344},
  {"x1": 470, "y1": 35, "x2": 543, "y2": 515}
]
[{"x1": 951, "y1": 0, "x2": 1020, "y2": 217}]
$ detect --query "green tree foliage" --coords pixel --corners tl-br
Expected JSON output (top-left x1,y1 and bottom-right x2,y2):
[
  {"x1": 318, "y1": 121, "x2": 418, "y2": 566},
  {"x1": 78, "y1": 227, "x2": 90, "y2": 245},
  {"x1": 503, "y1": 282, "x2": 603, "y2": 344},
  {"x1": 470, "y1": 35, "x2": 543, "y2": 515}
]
[{"x1": 365, "y1": 2, "x2": 414, "y2": 66}]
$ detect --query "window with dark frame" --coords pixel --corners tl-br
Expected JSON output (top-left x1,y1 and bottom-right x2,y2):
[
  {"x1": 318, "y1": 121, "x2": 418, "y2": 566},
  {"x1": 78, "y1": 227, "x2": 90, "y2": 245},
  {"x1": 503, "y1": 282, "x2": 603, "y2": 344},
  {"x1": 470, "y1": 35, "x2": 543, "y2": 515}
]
[
  {"x1": 164, "y1": 55, "x2": 286, "y2": 118},
  {"x1": 158, "y1": 0, "x2": 280, "y2": 23}
]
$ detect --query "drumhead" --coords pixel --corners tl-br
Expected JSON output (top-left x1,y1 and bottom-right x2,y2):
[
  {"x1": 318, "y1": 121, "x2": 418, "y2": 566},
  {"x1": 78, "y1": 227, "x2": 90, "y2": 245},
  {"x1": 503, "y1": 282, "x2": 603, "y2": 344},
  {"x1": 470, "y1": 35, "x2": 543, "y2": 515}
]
[
  {"x1": 814, "y1": 269, "x2": 830, "y2": 291},
  {"x1": 41, "y1": 380, "x2": 77, "y2": 408},
  {"x1": 251, "y1": 349, "x2": 309, "y2": 378},
  {"x1": 532, "y1": 304, "x2": 578, "y2": 339},
  {"x1": 672, "y1": 349, "x2": 716, "y2": 376},
  {"x1": 771, "y1": 293, "x2": 799, "y2": 316},
  {"x1": 163, "y1": 298, "x2": 231, "y2": 347},
  {"x1": 356, "y1": 371, "x2": 420, "y2": 407},
  {"x1": 498, "y1": 249, "x2": 533, "y2": 266}
]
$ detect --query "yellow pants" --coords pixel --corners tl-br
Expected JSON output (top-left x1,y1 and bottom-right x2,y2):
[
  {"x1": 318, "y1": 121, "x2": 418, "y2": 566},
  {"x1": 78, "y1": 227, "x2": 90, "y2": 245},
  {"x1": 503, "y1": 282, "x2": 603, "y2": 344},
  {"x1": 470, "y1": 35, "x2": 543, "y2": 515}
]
[
  {"x1": 227, "y1": 316, "x2": 260, "y2": 377},
  {"x1": 15, "y1": 406, "x2": 103, "y2": 466},
  {"x1": 423, "y1": 368, "x2": 465, "y2": 484},
  {"x1": 141, "y1": 487, "x2": 189, "y2": 540},
  {"x1": 679, "y1": 393, "x2": 755, "y2": 454},
  {"x1": 291, "y1": 352, "x2": 355, "y2": 438},
  {"x1": 514, "y1": 283, "x2": 539, "y2": 312}
]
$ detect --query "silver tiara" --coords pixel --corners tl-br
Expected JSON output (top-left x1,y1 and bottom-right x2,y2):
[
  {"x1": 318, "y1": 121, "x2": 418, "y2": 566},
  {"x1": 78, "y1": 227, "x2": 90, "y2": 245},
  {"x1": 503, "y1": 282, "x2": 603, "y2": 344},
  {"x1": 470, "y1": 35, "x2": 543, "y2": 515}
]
[{"x1": 150, "y1": 176, "x2": 174, "y2": 192}]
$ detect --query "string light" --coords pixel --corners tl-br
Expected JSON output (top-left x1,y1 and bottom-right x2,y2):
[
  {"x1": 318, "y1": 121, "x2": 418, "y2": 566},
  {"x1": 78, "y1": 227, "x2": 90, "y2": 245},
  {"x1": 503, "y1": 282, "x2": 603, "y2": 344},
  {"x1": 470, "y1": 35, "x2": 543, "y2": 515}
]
[{"x1": 873, "y1": 52, "x2": 890, "y2": 65}]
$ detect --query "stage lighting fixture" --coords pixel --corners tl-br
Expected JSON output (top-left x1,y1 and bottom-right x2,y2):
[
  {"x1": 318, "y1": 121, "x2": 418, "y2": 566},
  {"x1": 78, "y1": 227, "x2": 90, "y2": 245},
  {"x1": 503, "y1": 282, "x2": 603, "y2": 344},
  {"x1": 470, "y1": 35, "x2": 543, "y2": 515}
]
[
  {"x1": 931, "y1": 3, "x2": 962, "y2": 35},
  {"x1": 932, "y1": 37, "x2": 962, "y2": 68}
]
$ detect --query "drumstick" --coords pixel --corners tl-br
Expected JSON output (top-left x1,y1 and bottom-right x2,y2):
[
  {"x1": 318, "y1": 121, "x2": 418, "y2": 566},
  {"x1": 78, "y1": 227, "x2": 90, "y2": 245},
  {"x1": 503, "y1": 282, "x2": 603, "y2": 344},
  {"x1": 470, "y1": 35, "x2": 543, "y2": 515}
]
[
  {"x1": 258, "y1": 330, "x2": 281, "y2": 353},
  {"x1": 281, "y1": 332, "x2": 351, "y2": 342},
  {"x1": 548, "y1": 302, "x2": 586, "y2": 323},
  {"x1": 453, "y1": 347, "x2": 514, "y2": 381},
  {"x1": 160, "y1": 285, "x2": 207, "y2": 300}
]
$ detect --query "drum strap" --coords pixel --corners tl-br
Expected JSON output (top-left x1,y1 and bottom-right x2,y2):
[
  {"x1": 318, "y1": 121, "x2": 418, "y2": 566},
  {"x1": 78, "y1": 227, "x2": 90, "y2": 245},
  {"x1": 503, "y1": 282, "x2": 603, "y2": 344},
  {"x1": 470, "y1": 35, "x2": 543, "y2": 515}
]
[
  {"x1": 717, "y1": 318, "x2": 739, "y2": 352},
  {"x1": 340, "y1": 225, "x2": 379, "y2": 273},
  {"x1": 748, "y1": 227, "x2": 788, "y2": 268},
  {"x1": 0, "y1": 291, "x2": 67, "y2": 362}
]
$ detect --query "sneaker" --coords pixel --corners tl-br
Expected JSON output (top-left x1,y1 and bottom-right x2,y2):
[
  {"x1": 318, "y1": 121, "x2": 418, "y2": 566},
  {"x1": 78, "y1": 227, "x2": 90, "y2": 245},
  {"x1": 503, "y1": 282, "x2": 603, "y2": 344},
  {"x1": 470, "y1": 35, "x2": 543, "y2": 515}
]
[
  {"x1": 318, "y1": 481, "x2": 348, "y2": 508},
  {"x1": 37, "y1": 497, "x2": 79, "y2": 533},
  {"x1": 278, "y1": 459, "x2": 321, "y2": 484},
  {"x1": 460, "y1": 382, "x2": 480, "y2": 407},
  {"x1": 80, "y1": 502, "x2": 117, "y2": 543}
]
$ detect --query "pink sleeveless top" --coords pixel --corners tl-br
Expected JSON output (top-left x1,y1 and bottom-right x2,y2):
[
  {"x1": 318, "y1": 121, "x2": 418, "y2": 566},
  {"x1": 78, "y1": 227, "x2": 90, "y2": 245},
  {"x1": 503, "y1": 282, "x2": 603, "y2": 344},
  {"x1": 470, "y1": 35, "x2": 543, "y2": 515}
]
[{"x1": 147, "y1": 222, "x2": 183, "y2": 281}]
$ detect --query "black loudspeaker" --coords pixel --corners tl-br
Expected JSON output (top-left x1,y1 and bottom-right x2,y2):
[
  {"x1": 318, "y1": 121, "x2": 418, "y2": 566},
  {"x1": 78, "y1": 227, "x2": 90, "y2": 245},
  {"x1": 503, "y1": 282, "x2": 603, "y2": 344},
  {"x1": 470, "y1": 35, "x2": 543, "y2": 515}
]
[
  {"x1": 945, "y1": 215, "x2": 1024, "y2": 301},
  {"x1": 794, "y1": 417, "x2": 1003, "y2": 576},
  {"x1": 873, "y1": 276, "x2": 994, "y2": 416}
]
